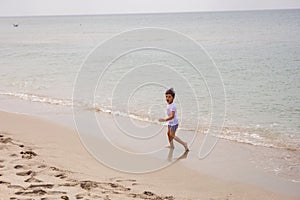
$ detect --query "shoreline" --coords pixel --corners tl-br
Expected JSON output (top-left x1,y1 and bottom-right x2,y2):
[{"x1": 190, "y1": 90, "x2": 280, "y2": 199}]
[
  {"x1": 1, "y1": 110, "x2": 299, "y2": 199},
  {"x1": 0, "y1": 91, "x2": 299, "y2": 153}
]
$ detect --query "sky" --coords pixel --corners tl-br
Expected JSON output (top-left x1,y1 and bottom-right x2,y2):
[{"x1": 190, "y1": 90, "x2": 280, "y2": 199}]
[{"x1": 0, "y1": 0, "x2": 300, "y2": 17}]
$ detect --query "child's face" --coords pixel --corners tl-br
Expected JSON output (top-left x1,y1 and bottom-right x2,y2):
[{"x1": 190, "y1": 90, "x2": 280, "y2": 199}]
[{"x1": 165, "y1": 94, "x2": 173, "y2": 104}]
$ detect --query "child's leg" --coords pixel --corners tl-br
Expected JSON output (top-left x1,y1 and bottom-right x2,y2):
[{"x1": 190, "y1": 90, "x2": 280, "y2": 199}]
[
  {"x1": 167, "y1": 128, "x2": 174, "y2": 148},
  {"x1": 168, "y1": 148, "x2": 174, "y2": 161},
  {"x1": 170, "y1": 130, "x2": 189, "y2": 151},
  {"x1": 174, "y1": 136, "x2": 189, "y2": 151}
]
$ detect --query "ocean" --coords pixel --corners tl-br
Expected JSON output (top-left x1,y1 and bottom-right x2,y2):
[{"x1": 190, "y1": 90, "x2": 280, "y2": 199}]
[{"x1": 0, "y1": 8, "x2": 299, "y2": 175}]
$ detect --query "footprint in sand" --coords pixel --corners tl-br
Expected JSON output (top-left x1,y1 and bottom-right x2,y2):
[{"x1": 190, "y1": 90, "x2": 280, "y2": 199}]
[
  {"x1": 79, "y1": 180, "x2": 98, "y2": 191},
  {"x1": 20, "y1": 150, "x2": 37, "y2": 159},
  {"x1": 8, "y1": 184, "x2": 25, "y2": 190},
  {"x1": 115, "y1": 178, "x2": 137, "y2": 183},
  {"x1": 50, "y1": 166, "x2": 60, "y2": 171},
  {"x1": 14, "y1": 184, "x2": 67, "y2": 197},
  {"x1": 55, "y1": 173, "x2": 68, "y2": 179},
  {"x1": 59, "y1": 182, "x2": 78, "y2": 187},
  {"x1": 24, "y1": 176, "x2": 43, "y2": 183},
  {"x1": 0, "y1": 137, "x2": 13, "y2": 144},
  {"x1": 14, "y1": 164, "x2": 24, "y2": 169},
  {"x1": 115, "y1": 178, "x2": 138, "y2": 186},
  {"x1": 0, "y1": 181, "x2": 10, "y2": 186},
  {"x1": 47, "y1": 190, "x2": 68, "y2": 195},
  {"x1": 15, "y1": 189, "x2": 48, "y2": 196},
  {"x1": 28, "y1": 183, "x2": 54, "y2": 189},
  {"x1": 16, "y1": 170, "x2": 35, "y2": 176},
  {"x1": 40, "y1": 196, "x2": 70, "y2": 200},
  {"x1": 128, "y1": 191, "x2": 175, "y2": 200},
  {"x1": 38, "y1": 164, "x2": 47, "y2": 169},
  {"x1": 75, "y1": 193, "x2": 84, "y2": 199},
  {"x1": 61, "y1": 195, "x2": 70, "y2": 200}
]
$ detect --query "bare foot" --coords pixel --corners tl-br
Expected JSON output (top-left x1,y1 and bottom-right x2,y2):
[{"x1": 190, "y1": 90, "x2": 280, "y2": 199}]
[{"x1": 183, "y1": 143, "x2": 189, "y2": 151}]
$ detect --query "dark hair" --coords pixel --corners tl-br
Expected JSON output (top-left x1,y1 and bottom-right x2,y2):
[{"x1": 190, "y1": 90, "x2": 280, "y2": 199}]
[{"x1": 165, "y1": 88, "x2": 175, "y2": 98}]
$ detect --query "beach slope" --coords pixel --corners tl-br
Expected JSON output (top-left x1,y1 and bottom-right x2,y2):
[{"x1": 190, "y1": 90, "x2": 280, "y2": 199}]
[{"x1": 0, "y1": 110, "x2": 298, "y2": 200}]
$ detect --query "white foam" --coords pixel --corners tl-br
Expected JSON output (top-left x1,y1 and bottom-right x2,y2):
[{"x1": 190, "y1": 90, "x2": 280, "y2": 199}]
[{"x1": 0, "y1": 91, "x2": 73, "y2": 106}]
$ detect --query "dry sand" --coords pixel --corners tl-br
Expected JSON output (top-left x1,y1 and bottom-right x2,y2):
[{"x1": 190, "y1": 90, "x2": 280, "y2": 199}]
[{"x1": 0, "y1": 110, "x2": 299, "y2": 200}]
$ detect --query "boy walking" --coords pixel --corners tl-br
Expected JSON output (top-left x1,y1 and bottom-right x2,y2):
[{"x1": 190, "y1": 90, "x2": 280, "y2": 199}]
[{"x1": 159, "y1": 88, "x2": 189, "y2": 151}]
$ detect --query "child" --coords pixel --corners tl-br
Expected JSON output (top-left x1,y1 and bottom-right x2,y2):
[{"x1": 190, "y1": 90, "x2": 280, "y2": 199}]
[{"x1": 159, "y1": 88, "x2": 189, "y2": 151}]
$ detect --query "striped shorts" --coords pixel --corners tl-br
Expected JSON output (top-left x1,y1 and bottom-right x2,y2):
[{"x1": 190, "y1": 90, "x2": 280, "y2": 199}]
[{"x1": 168, "y1": 124, "x2": 178, "y2": 132}]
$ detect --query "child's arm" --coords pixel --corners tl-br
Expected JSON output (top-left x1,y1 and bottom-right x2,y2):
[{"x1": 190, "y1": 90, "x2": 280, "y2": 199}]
[{"x1": 159, "y1": 111, "x2": 175, "y2": 122}]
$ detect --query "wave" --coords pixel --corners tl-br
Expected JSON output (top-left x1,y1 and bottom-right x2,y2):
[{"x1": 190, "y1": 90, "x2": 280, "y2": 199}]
[
  {"x1": 93, "y1": 106, "x2": 155, "y2": 123},
  {"x1": 0, "y1": 91, "x2": 73, "y2": 106},
  {"x1": 0, "y1": 90, "x2": 299, "y2": 151},
  {"x1": 91, "y1": 105, "x2": 300, "y2": 151},
  {"x1": 217, "y1": 127, "x2": 300, "y2": 151}
]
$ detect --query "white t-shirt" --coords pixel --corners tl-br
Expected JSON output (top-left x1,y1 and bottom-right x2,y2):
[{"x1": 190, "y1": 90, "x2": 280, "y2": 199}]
[{"x1": 167, "y1": 102, "x2": 178, "y2": 126}]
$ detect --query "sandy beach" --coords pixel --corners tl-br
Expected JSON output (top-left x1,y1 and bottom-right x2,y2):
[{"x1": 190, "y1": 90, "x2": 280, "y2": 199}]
[
  {"x1": 0, "y1": 110, "x2": 299, "y2": 200},
  {"x1": 1, "y1": 7, "x2": 300, "y2": 200}
]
